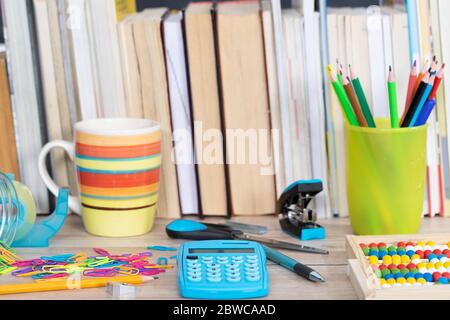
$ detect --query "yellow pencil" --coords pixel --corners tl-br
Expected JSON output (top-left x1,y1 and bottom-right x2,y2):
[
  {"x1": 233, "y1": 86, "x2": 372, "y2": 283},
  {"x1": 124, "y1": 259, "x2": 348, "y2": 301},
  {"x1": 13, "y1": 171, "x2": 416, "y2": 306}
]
[{"x1": 0, "y1": 275, "x2": 157, "y2": 295}]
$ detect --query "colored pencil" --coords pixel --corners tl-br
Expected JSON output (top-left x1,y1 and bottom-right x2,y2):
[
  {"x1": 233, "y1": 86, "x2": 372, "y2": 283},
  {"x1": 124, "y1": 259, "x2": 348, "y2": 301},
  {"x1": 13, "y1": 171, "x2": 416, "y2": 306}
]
[
  {"x1": 387, "y1": 66, "x2": 399, "y2": 128},
  {"x1": 429, "y1": 64, "x2": 445, "y2": 100},
  {"x1": 409, "y1": 73, "x2": 435, "y2": 126},
  {"x1": 336, "y1": 60, "x2": 343, "y2": 85},
  {"x1": 414, "y1": 64, "x2": 445, "y2": 126},
  {"x1": 401, "y1": 72, "x2": 431, "y2": 127},
  {"x1": 414, "y1": 99, "x2": 436, "y2": 126},
  {"x1": 415, "y1": 59, "x2": 430, "y2": 90},
  {"x1": 343, "y1": 76, "x2": 368, "y2": 127},
  {"x1": 401, "y1": 60, "x2": 418, "y2": 124},
  {"x1": 327, "y1": 65, "x2": 359, "y2": 126},
  {"x1": 349, "y1": 65, "x2": 376, "y2": 128}
]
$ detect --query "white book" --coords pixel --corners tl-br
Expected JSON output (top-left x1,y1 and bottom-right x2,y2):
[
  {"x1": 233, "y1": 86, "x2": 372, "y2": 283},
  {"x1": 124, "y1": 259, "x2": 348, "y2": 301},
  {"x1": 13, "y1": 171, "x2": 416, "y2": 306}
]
[
  {"x1": 2, "y1": 0, "x2": 49, "y2": 212},
  {"x1": 163, "y1": 12, "x2": 199, "y2": 215},
  {"x1": 262, "y1": 1, "x2": 286, "y2": 198},
  {"x1": 367, "y1": 8, "x2": 389, "y2": 118},
  {"x1": 328, "y1": 12, "x2": 349, "y2": 217},
  {"x1": 270, "y1": 0, "x2": 293, "y2": 187},
  {"x1": 33, "y1": 0, "x2": 69, "y2": 188},
  {"x1": 302, "y1": 1, "x2": 330, "y2": 218},
  {"x1": 282, "y1": 10, "x2": 312, "y2": 184},
  {"x1": 87, "y1": 0, "x2": 126, "y2": 118},
  {"x1": 66, "y1": 0, "x2": 98, "y2": 119}
]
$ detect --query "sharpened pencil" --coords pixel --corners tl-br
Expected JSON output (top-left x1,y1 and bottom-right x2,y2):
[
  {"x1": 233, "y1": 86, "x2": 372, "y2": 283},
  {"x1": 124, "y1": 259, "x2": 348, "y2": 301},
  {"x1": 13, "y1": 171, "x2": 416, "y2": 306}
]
[
  {"x1": 402, "y1": 72, "x2": 431, "y2": 127},
  {"x1": 343, "y1": 76, "x2": 368, "y2": 127},
  {"x1": 415, "y1": 59, "x2": 430, "y2": 90},
  {"x1": 327, "y1": 65, "x2": 359, "y2": 126},
  {"x1": 401, "y1": 60, "x2": 418, "y2": 124},
  {"x1": 429, "y1": 64, "x2": 445, "y2": 100},
  {"x1": 387, "y1": 66, "x2": 399, "y2": 128},
  {"x1": 349, "y1": 65, "x2": 376, "y2": 128}
]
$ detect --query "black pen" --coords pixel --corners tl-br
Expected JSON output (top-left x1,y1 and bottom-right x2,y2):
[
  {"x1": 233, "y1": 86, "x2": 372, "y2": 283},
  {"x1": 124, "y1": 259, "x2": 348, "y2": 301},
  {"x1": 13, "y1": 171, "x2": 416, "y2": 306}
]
[{"x1": 263, "y1": 245, "x2": 325, "y2": 282}]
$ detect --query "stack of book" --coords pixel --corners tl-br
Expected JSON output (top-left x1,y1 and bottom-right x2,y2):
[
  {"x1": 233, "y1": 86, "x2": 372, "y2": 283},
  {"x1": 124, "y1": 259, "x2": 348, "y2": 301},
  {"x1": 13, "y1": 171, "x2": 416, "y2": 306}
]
[{"x1": 0, "y1": 0, "x2": 329, "y2": 218}]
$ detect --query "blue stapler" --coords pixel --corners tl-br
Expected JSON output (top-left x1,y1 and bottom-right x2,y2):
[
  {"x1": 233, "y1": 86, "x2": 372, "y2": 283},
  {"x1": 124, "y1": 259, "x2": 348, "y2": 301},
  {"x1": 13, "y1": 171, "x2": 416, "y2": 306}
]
[{"x1": 277, "y1": 180, "x2": 326, "y2": 241}]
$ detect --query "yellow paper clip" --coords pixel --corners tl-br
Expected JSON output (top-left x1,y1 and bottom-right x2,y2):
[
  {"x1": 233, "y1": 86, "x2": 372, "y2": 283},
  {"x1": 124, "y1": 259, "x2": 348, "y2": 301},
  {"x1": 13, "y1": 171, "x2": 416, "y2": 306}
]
[
  {"x1": 41, "y1": 265, "x2": 67, "y2": 273},
  {"x1": 0, "y1": 248, "x2": 21, "y2": 262},
  {"x1": 72, "y1": 253, "x2": 88, "y2": 263},
  {"x1": 88, "y1": 258, "x2": 111, "y2": 267},
  {"x1": 118, "y1": 267, "x2": 139, "y2": 275},
  {"x1": 17, "y1": 271, "x2": 42, "y2": 277}
]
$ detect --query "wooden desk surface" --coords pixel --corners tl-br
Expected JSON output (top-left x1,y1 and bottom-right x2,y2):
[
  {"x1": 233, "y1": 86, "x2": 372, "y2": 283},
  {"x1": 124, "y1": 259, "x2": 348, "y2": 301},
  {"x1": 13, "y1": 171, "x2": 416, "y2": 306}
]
[{"x1": 1, "y1": 215, "x2": 449, "y2": 300}]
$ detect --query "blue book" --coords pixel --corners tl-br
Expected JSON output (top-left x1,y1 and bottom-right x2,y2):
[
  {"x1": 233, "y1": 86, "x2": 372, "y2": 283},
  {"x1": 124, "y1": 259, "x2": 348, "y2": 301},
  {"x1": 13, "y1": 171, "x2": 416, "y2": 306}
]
[{"x1": 406, "y1": 0, "x2": 421, "y2": 64}]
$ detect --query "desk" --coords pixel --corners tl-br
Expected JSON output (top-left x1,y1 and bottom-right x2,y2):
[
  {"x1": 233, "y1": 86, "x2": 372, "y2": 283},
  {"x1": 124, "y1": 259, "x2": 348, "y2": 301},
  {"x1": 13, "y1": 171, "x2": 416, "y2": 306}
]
[{"x1": 1, "y1": 215, "x2": 449, "y2": 300}]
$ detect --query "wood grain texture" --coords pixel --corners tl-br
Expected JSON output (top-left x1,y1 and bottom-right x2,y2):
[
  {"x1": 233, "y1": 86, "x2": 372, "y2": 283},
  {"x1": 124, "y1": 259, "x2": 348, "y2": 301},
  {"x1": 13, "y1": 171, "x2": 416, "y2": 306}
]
[{"x1": 1, "y1": 216, "x2": 450, "y2": 299}]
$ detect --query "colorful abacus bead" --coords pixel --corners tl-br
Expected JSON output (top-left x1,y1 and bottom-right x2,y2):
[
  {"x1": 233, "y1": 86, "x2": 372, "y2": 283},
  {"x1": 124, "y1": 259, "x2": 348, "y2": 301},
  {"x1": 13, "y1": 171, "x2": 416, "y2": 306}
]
[
  {"x1": 391, "y1": 255, "x2": 401, "y2": 265},
  {"x1": 382, "y1": 255, "x2": 392, "y2": 265},
  {"x1": 369, "y1": 256, "x2": 379, "y2": 265},
  {"x1": 424, "y1": 273, "x2": 433, "y2": 282}
]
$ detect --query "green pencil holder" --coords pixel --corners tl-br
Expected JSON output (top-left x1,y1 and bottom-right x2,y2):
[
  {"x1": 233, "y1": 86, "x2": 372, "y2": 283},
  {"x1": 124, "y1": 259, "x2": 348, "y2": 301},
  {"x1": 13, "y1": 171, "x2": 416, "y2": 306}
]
[{"x1": 345, "y1": 118, "x2": 427, "y2": 235}]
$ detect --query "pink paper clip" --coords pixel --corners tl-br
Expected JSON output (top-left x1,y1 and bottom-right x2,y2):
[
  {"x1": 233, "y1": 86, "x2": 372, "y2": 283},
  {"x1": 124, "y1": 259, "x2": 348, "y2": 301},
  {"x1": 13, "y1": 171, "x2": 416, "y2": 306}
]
[
  {"x1": 139, "y1": 252, "x2": 153, "y2": 257},
  {"x1": 12, "y1": 259, "x2": 41, "y2": 267},
  {"x1": 42, "y1": 273, "x2": 68, "y2": 280},
  {"x1": 140, "y1": 269, "x2": 165, "y2": 276},
  {"x1": 83, "y1": 268, "x2": 118, "y2": 277},
  {"x1": 93, "y1": 248, "x2": 111, "y2": 257}
]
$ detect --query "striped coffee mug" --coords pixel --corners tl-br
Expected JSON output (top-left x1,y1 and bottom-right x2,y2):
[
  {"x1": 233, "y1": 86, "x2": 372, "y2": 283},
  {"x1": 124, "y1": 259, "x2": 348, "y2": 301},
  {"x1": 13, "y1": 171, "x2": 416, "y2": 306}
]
[{"x1": 38, "y1": 118, "x2": 161, "y2": 237}]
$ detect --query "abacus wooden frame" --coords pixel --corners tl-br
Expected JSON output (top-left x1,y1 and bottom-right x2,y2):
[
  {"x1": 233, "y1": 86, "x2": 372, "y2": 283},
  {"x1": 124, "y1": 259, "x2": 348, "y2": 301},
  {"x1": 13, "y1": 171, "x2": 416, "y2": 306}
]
[{"x1": 346, "y1": 234, "x2": 450, "y2": 300}]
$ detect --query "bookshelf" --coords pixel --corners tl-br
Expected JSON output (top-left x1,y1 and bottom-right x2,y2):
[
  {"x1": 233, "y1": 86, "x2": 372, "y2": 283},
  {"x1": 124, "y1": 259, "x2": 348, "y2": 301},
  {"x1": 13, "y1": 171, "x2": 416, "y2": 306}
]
[{"x1": 0, "y1": 0, "x2": 449, "y2": 220}]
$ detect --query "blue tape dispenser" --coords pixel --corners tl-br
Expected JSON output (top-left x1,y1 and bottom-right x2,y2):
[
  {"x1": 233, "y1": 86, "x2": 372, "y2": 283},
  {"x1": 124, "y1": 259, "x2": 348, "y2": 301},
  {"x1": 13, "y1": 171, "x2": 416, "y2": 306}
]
[
  {"x1": 277, "y1": 180, "x2": 326, "y2": 241},
  {"x1": 0, "y1": 172, "x2": 69, "y2": 247}
]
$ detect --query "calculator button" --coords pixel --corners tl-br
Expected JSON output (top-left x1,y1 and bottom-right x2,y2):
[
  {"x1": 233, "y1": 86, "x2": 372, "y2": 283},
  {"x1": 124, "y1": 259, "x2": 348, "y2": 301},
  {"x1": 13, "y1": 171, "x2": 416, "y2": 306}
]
[
  {"x1": 188, "y1": 275, "x2": 202, "y2": 282},
  {"x1": 188, "y1": 264, "x2": 202, "y2": 270},
  {"x1": 206, "y1": 268, "x2": 220, "y2": 273},
  {"x1": 217, "y1": 259, "x2": 229, "y2": 264},
  {"x1": 226, "y1": 268, "x2": 240, "y2": 273},
  {"x1": 244, "y1": 267, "x2": 259, "y2": 272},
  {"x1": 201, "y1": 256, "x2": 213, "y2": 262},
  {"x1": 245, "y1": 262, "x2": 258, "y2": 268},
  {"x1": 207, "y1": 276, "x2": 222, "y2": 283},
  {"x1": 207, "y1": 271, "x2": 221, "y2": 277},
  {"x1": 188, "y1": 267, "x2": 202, "y2": 273},
  {"x1": 188, "y1": 271, "x2": 202, "y2": 278},
  {"x1": 246, "y1": 255, "x2": 258, "y2": 260},
  {"x1": 226, "y1": 276, "x2": 241, "y2": 283},
  {"x1": 206, "y1": 263, "x2": 220, "y2": 268},
  {"x1": 245, "y1": 270, "x2": 260, "y2": 277},
  {"x1": 226, "y1": 263, "x2": 240, "y2": 269},
  {"x1": 226, "y1": 272, "x2": 241, "y2": 278},
  {"x1": 187, "y1": 256, "x2": 198, "y2": 260},
  {"x1": 246, "y1": 275, "x2": 261, "y2": 282},
  {"x1": 232, "y1": 256, "x2": 243, "y2": 261}
]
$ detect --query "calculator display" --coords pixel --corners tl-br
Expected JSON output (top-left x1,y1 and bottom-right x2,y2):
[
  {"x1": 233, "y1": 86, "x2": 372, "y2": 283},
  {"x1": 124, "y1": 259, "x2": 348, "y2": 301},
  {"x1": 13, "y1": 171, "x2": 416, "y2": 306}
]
[{"x1": 189, "y1": 248, "x2": 255, "y2": 254}]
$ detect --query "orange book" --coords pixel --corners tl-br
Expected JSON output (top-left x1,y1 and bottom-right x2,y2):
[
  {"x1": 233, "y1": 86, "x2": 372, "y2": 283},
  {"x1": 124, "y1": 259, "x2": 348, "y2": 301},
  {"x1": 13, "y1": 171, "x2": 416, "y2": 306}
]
[{"x1": 0, "y1": 53, "x2": 20, "y2": 178}]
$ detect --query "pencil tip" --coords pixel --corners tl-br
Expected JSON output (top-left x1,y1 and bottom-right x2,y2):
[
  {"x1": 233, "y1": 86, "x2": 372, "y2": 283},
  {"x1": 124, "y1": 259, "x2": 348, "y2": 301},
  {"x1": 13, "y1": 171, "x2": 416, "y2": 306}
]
[
  {"x1": 413, "y1": 60, "x2": 417, "y2": 67},
  {"x1": 389, "y1": 65, "x2": 392, "y2": 72}
]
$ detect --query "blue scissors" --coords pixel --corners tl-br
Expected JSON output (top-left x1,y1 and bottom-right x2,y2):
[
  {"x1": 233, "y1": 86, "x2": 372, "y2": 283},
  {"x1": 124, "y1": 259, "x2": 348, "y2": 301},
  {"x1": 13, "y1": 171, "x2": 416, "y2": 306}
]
[{"x1": 166, "y1": 220, "x2": 328, "y2": 255}]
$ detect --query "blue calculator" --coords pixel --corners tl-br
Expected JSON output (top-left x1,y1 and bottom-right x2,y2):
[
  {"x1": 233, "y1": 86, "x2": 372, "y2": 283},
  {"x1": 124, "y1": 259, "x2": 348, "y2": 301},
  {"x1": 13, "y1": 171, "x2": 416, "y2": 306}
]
[{"x1": 177, "y1": 240, "x2": 269, "y2": 299}]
